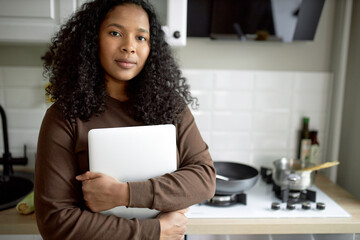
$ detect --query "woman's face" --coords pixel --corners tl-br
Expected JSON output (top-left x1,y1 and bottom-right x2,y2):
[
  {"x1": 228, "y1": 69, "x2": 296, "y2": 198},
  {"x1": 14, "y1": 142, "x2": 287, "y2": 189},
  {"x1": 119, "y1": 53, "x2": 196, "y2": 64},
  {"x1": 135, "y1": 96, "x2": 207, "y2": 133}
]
[{"x1": 99, "y1": 3, "x2": 150, "y2": 84}]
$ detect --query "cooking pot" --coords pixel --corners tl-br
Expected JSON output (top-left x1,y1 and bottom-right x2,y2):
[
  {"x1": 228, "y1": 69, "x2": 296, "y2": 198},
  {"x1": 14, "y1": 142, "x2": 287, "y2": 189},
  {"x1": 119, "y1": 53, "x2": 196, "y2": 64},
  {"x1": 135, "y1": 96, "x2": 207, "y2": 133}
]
[
  {"x1": 214, "y1": 161, "x2": 259, "y2": 194},
  {"x1": 272, "y1": 157, "x2": 316, "y2": 190}
]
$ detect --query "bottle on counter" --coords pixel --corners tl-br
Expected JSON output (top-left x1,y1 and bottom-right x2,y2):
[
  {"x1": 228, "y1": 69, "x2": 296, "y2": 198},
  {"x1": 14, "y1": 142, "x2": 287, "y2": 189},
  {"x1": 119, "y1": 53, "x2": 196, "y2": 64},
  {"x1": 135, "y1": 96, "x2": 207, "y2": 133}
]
[
  {"x1": 298, "y1": 117, "x2": 311, "y2": 162},
  {"x1": 310, "y1": 130, "x2": 320, "y2": 165}
]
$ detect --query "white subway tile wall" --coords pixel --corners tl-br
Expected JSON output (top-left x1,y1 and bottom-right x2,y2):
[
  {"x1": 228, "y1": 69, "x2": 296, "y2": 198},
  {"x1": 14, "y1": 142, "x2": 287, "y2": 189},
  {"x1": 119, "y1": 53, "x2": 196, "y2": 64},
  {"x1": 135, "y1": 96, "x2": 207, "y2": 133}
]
[
  {"x1": 0, "y1": 67, "x2": 332, "y2": 170},
  {"x1": 184, "y1": 69, "x2": 332, "y2": 169},
  {"x1": 0, "y1": 69, "x2": 5, "y2": 104}
]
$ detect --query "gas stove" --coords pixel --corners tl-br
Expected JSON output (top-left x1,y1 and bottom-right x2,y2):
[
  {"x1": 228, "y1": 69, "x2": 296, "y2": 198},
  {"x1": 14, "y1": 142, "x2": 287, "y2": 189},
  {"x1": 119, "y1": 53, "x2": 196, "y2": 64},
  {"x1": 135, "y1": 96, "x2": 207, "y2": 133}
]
[{"x1": 186, "y1": 178, "x2": 351, "y2": 219}]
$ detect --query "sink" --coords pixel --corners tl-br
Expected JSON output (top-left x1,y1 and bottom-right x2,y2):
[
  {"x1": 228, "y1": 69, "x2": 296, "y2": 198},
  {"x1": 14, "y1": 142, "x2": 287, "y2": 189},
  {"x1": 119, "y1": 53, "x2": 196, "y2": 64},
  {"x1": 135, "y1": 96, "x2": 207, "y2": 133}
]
[{"x1": 0, "y1": 171, "x2": 34, "y2": 211}]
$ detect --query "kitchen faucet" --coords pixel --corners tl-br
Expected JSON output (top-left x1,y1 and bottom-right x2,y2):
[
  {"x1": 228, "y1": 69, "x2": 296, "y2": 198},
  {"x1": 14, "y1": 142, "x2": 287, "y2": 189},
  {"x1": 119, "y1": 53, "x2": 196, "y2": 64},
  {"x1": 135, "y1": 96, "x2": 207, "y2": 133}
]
[
  {"x1": 0, "y1": 104, "x2": 13, "y2": 177},
  {"x1": 0, "y1": 105, "x2": 28, "y2": 177}
]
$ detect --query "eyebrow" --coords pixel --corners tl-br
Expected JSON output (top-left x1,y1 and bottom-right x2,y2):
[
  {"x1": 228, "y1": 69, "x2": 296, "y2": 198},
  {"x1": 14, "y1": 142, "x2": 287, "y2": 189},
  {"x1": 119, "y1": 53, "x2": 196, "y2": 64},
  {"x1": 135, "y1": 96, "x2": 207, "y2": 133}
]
[{"x1": 106, "y1": 23, "x2": 150, "y2": 35}]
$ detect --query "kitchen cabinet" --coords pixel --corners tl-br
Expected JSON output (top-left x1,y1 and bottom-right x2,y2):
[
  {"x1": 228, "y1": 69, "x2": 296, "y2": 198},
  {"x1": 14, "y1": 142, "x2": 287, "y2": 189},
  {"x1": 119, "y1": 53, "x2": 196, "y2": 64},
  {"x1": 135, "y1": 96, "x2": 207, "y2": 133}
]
[
  {"x1": 0, "y1": 0, "x2": 187, "y2": 46},
  {"x1": 0, "y1": 175, "x2": 359, "y2": 236},
  {"x1": 0, "y1": 0, "x2": 86, "y2": 43}
]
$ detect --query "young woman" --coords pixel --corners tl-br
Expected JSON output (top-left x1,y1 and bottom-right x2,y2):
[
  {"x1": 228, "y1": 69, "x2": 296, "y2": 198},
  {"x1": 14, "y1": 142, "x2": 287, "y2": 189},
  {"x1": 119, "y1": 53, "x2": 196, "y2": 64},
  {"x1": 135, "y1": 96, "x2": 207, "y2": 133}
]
[{"x1": 34, "y1": 0, "x2": 216, "y2": 239}]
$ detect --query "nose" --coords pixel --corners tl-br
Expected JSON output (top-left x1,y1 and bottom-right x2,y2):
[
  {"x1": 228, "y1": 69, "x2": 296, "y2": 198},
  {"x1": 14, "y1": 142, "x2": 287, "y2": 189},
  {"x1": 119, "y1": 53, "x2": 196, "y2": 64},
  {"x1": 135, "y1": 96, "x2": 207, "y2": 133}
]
[{"x1": 120, "y1": 36, "x2": 136, "y2": 54}]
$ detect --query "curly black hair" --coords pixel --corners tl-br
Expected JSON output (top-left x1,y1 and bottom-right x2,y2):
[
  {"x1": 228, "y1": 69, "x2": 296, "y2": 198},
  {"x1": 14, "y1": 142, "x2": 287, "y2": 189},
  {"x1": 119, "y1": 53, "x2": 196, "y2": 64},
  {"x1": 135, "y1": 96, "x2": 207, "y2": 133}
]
[{"x1": 43, "y1": 0, "x2": 197, "y2": 125}]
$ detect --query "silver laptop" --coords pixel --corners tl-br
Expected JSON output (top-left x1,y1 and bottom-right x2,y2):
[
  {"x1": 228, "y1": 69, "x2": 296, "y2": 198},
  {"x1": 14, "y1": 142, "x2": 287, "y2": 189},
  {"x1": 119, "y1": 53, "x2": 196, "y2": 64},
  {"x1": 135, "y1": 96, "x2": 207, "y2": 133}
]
[{"x1": 88, "y1": 124, "x2": 177, "y2": 219}]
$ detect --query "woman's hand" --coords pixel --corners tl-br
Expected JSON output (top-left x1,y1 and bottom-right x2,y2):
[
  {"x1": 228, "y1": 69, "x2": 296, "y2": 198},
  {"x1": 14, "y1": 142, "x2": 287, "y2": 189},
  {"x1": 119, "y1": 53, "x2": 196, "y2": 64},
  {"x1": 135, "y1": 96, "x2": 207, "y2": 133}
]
[
  {"x1": 157, "y1": 208, "x2": 189, "y2": 240},
  {"x1": 76, "y1": 171, "x2": 129, "y2": 212}
]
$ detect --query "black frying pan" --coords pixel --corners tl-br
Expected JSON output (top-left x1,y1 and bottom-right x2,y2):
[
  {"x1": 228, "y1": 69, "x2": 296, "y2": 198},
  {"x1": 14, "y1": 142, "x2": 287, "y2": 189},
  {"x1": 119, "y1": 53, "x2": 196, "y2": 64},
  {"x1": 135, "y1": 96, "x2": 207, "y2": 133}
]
[{"x1": 214, "y1": 161, "x2": 259, "y2": 194}]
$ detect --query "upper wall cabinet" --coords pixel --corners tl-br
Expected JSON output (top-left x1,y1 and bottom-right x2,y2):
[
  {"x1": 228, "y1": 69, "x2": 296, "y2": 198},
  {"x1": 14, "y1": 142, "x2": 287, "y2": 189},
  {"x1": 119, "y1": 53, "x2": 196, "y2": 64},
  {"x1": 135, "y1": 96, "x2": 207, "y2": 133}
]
[
  {"x1": 0, "y1": 0, "x2": 85, "y2": 43},
  {"x1": 0, "y1": 0, "x2": 187, "y2": 46}
]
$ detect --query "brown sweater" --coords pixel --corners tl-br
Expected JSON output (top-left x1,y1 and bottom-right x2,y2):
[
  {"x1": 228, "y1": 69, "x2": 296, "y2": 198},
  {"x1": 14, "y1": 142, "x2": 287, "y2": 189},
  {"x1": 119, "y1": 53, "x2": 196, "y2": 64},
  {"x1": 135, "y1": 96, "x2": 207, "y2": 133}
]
[{"x1": 34, "y1": 96, "x2": 216, "y2": 240}]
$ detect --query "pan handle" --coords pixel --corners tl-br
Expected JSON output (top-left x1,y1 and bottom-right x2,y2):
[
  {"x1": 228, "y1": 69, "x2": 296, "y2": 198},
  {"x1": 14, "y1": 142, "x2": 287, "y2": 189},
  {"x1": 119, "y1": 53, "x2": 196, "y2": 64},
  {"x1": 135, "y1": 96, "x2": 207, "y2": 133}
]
[{"x1": 216, "y1": 174, "x2": 230, "y2": 181}]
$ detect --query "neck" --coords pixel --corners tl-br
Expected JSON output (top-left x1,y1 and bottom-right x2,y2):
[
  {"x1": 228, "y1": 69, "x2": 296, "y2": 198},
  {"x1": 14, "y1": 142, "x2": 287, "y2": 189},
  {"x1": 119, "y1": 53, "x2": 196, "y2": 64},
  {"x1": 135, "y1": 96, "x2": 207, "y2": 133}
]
[{"x1": 105, "y1": 79, "x2": 129, "y2": 102}]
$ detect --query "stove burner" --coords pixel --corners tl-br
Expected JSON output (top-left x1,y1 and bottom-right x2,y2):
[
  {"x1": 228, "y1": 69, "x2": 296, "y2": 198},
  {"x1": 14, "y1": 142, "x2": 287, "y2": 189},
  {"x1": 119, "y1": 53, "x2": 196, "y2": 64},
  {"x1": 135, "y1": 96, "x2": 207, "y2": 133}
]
[
  {"x1": 289, "y1": 190, "x2": 301, "y2": 199},
  {"x1": 260, "y1": 167, "x2": 317, "y2": 203},
  {"x1": 272, "y1": 182, "x2": 316, "y2": 203},
  {"x1": 205, "y1": 193, "x2": 247, "y2": 207}
]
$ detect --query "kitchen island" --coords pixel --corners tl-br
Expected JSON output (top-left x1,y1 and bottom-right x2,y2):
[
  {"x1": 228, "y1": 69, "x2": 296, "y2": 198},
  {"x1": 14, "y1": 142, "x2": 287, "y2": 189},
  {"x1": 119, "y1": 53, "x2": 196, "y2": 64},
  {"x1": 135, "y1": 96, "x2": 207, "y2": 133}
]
[{"x1": 0, "y1": 174, "x2": 359, "y2": 235}]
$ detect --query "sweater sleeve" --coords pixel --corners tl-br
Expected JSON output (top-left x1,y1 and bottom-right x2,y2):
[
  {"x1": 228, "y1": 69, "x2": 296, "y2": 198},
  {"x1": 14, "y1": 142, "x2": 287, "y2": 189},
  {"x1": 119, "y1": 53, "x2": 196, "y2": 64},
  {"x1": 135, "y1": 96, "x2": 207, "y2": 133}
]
[
  {"x1": 128, "y1": 106, "x2": 216, "y2": 211},
  {"x1": 34, "y1": 106, "x2": 160, "y2": 240}
]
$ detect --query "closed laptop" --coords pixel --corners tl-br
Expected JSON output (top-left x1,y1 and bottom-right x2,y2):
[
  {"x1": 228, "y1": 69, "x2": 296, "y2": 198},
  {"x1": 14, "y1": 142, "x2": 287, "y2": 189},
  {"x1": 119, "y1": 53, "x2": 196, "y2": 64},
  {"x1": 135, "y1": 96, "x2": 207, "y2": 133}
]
[{"x1": 88, "y1": 124, "x2": 177, "y2": 219}]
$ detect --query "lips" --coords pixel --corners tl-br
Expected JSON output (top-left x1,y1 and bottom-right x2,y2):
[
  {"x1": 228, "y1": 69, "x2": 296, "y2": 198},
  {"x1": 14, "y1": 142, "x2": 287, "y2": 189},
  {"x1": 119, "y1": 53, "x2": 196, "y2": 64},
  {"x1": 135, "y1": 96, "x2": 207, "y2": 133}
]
[{"x1": 115, "y1": 58, "x2": 136, "y2": 69}]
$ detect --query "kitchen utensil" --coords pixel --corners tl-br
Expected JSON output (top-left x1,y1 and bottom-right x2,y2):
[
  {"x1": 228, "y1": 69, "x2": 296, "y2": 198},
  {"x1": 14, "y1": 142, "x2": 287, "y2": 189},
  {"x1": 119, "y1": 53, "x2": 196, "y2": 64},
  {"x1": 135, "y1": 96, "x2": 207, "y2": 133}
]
[
  {"x1": 272, "y1": 157, "x2": 316, "y2": 190},
  {"x1": 216, "y1": 174, "x2": 230, "y2": 181},
  {"x1": 214, "y1": 161, "x2": 259, "y2": 194},
  {"x1": 299, "y1": 161, "x2": 339, "y2": 172}
]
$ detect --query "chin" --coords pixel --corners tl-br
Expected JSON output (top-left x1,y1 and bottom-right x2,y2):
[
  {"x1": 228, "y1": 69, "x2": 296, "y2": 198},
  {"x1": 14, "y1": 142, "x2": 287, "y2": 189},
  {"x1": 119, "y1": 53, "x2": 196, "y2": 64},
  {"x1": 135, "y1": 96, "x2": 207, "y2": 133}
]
[
  {"x1": 116, "y1": 72, "x2": 139, "y2": 81},
  {"x1": 112, "y1": 74, "x2": 136, "y2": 82}
]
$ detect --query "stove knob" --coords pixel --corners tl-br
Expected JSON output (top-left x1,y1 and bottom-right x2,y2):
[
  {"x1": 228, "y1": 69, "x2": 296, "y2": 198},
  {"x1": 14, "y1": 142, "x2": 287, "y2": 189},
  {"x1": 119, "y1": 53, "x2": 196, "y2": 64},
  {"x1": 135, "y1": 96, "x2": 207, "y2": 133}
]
[
  {"x1": 271, "y1": 202, "x2": 281, "y2": 210},
  {"x1": 316, "y1": 202, "x2": 326, "y2": 210},
  {"x1": 287, "y1": 202, "x2": 296, "y2": 210},
  {"x1": 302, "y1": 201, "x2": 311, "y2": 210}
]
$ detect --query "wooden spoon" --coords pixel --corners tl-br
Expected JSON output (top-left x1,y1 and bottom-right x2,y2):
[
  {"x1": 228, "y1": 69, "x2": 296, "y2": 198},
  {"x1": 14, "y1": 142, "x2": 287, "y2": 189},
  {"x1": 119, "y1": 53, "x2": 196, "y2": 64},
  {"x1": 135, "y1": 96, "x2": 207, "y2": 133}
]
[{"x1": 299, "y1": 161, "x2": 339, "y2": 172}]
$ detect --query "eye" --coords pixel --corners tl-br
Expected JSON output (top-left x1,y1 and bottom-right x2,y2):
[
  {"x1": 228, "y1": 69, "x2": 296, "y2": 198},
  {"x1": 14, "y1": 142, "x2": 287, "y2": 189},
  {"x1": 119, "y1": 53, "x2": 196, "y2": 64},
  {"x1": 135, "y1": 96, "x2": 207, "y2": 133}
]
[
  {"x1": 109, "y1": 31, "x2": 121, "y2": 37},
  {"x1": 137, "y1": 36, "x2": 147, "y2": 41}
]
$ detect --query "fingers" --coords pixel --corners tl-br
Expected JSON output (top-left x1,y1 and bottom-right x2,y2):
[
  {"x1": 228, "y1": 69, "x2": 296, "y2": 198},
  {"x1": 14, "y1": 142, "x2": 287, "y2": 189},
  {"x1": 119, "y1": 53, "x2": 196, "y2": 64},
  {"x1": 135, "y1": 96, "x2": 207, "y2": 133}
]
[
  {"x1": 158, "y1": 210, "x2": 188, "y2": 240},
  {"x1": 76, "y1": 171, "x2": 103, "y2": 181},
  {"x1": 177, "y1": 208, "x2": 189, "y2": 214},
  {"x1": 157, "y1": 208, "x2": 189, "y2": 218}
]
